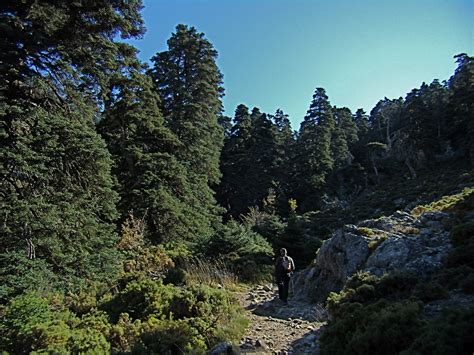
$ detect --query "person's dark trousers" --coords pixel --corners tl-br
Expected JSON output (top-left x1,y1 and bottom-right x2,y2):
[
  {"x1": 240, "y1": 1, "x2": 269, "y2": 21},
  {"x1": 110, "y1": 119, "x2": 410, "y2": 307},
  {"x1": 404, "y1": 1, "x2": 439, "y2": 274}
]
[{"x1": 277, "y1": 274, "x2": 290, "y2": 302}]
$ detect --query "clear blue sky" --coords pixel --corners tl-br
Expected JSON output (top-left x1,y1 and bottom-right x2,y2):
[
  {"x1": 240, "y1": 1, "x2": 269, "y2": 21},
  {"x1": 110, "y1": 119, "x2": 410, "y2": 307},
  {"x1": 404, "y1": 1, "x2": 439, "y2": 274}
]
[{"x1": 128, "y1": 0, "x2": 473, "y2": 128}]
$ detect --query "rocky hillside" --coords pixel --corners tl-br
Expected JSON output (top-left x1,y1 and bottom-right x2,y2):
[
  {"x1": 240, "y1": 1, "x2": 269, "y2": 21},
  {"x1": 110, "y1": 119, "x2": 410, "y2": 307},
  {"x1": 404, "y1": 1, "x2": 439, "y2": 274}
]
[
  {"x1": 293, "y1": 209, "x2": 453, "y2": 302},
  {"x1": 291, "y1": 186, "x2": 474, "y2": 353}
]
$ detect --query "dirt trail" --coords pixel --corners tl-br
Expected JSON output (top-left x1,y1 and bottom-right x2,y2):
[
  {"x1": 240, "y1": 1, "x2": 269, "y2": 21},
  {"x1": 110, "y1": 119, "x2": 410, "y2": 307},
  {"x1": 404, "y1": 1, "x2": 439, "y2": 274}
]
[{"x1": 236, "y1": 284, "x2": 327, "y2": 354}]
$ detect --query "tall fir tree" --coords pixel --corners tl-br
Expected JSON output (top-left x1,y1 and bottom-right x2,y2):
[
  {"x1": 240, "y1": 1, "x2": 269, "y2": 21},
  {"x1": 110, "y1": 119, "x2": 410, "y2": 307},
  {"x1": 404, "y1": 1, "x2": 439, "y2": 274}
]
[
  {"x1": 403, "y1": 81, "x2": 450, "y2": 166},
  {"x1": 331, "y1": 107, "x2": 356, "y2": 169},
  {"x1": 269, "y1": 109, "x2": 295, "y2": 215},
  {"x1": 217, "y1": 105, "x2": 252, "y2": 218},
  {"x1": 293, "y1": 88, "x2": 335, "y2": 211},
  {"x1": 98, "y1": 69, "x2": 202, "y2": 243},
  {"x1": 247, "y1": 108, "x2": 279, "y2": 212},
  {"x1": 0, "y1": 0, "x2": 144, "y2": 294},
  {"x1": 217, "y1": 106, "x2": 280, "y2": 218},
  {"x1": 447, "y1": 53, "x2": 474, "y2": 164},
  {"x1": 369, "y1": 97, "x2": 404, "y2": 152},
  {"x1": 149, "y1": 25, "x2": 225, "y2": 236}
]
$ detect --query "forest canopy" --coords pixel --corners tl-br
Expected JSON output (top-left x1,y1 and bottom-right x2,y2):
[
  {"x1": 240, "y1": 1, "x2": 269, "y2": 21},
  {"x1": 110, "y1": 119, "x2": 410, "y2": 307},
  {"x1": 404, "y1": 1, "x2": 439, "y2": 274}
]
[{"x1": 0, "y1": 0, "x2": 473, "y2": 353}]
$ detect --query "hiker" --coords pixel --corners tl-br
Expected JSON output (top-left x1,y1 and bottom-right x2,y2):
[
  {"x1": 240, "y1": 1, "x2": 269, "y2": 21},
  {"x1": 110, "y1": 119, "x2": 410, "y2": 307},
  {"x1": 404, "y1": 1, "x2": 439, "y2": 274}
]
[{"x1": 274, "y1": 248, "x2": 295, "y2": 303}]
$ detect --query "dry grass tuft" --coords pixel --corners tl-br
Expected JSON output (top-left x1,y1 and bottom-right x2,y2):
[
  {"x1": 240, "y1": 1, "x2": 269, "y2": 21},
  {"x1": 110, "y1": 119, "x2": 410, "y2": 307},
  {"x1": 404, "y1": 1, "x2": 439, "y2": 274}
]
[{"x1": 183, "y1": 257, "x2": 238, "y2": 289}]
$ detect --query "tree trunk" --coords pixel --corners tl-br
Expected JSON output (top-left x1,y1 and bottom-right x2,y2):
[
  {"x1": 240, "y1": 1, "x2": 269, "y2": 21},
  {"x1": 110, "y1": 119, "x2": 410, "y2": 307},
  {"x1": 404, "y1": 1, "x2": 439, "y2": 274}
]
[
  {"x1": 371, "y1": 153, "x2": 379, "y2": 183},
  {"x1": 404, "y1": 158, "x2": 417, "y2": 179},
  {"x1": 26, "y1": 238, "x2": 35, "y2": 259}
]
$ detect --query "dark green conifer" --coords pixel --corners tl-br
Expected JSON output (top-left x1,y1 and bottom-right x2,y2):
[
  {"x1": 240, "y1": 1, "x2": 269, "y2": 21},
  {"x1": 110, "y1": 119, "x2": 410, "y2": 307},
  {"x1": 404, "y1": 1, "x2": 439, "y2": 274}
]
[
  {"x1": 0, "y1": 0, "x2": 145, "y2": 293},
  {"x1": 447, "y1": 54, "x2": 474, "y2": 164},
  {"x1": 98, "y1": 70, "x2": 201, "y2": 243},
  {"x1": 293, "y1": 88, "x2": 335, "y2": 211},
  {"x1": 149, "y1": 25, "x2": 225, "y2": 236},
  {"x1": 332, "y1": 107, "x2": 356, "y2": 169}
]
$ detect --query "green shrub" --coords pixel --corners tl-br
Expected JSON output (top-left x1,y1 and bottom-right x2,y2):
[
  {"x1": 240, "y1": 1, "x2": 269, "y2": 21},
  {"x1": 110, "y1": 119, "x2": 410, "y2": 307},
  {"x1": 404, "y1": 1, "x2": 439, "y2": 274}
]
[
  {"x1": 368, "y1": 235, "x2": 388, "y2": 250},
  {"x1": 0, "y1": 293, "x2": 114, "y2": 354},
  {"x1": 446, "y1": 244, "x2": 474, "y2": 268},
  {"x1": 234, "y1": 253, "x2": 274, "y2": 283},
  {"x1": 321, "y1": 300, "x2": 423, "y2": 355},
  {"x1": 460, "y1": 272, "x2": 474, "y2": 294},
  {"x1": 122, "y1": 245, "x2": 175, "y2": 279},
  {"x1": 411, "y1": 187, "x2": 474, "y2": 216},
  {"x1": 164, "y1": 285, "x2": 247, "y2": 348},
  {"x1": 202, "y1": 221, "x2": 274, "y2": 282},
  {"x1": 241, "y1": 209, "x2": 286, "y2": 245},
  {"x1": 64, "y1": 311, "x2": 111, "y2": 354},
  {"x1": 406, "y1": 306, "x2": 474, "y2": 355},
  {"x1": 345, "y1": 271, "x2": 380, "y2": 289},
  {"x1": 434, "y1": 265, "x2": 474, "y2": 291},
  {"x1": 109, "y1": 313, "x2": 144, "y2": 353},
  {"x1": 100, "y1": 278, "x2": 174, "y2": 322},
  {"x1": 100, "y1": 280, "x2": 247, "y2": 352},
  {"x1": 357, "y1": 227, "x2": 375, "y2": 236},
  {"x1": 0, "y1": 292, "x2": 53, "y2": 352},
  {"x1": 140, "y1": 317, "x2": 207, "y2": 354},
  {"x1": 326, "y1": 271, "x2": 422, "y2": 322},
  {"x1": 65, "y1": 289, "x2": 98, "y2": 315},
  {"x1": 413, "y1": 281, "x2": 449, "y2": 302},
  {"x1": 0, "y1": 251, "x2": 62, "y2": 303},
  {"x1": 164, "y1": 267, "x2": 187, "y2": 286},
  {"x1": 377, "y1": 271, "x2": 419, "y2": 298},
  {"x1": 450, "y1": 222, "x2": 474, "y2": 247},
  {"x1": 27, "y1": 319, "x2": 73, "y2": 353}
]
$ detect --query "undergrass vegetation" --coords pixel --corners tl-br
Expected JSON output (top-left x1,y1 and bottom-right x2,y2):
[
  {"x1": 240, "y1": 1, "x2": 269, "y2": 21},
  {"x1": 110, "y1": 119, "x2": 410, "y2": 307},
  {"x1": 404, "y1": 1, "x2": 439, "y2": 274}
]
[{"x1": 302, "y1": 161, "x2": 474, "y2": 240}]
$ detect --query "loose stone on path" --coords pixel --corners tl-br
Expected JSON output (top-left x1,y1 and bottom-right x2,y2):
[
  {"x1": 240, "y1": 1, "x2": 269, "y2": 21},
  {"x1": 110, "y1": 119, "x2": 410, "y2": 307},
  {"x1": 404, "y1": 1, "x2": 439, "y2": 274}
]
[{"x1": 235, "y1": 284, "x2": 327, "y2": 354}]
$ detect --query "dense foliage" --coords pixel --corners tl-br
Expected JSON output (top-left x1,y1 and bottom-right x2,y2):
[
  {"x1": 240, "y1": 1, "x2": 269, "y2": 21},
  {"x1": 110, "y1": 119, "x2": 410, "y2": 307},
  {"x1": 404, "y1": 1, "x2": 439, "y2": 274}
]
[{"x1": 1, "y1": 0, "x2": 473, "y2": 352}]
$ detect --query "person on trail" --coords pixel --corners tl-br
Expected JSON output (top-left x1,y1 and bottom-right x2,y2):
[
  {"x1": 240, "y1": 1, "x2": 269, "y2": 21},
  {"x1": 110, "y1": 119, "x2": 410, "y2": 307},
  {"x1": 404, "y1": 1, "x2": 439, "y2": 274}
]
[{"x1": 274, "y1": 248, "x2": 295, "y2": 304}]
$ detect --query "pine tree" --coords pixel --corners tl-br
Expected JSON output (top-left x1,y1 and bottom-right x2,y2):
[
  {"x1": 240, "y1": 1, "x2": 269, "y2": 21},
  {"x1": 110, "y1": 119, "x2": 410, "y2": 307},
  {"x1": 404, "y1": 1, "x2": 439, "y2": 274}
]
[
  {"x1": 247, "y1": 108, "x2": 279, "y2": 211},
  {"x1": 217, "y1": 106, "x2": 280, "y2": 218},
  {"x1": 403, "y1": 82, "x2": 448, "y2": 165},
  {"x1": 217, "y1": 105, "x2": 252, "y2": 218},
  {"x1": 98, "y1": 69, "x2": 201, "y2": 243},
  {"x1": 293, "y1": 88, "x2": 335, "y2": 211},
  {"x1": 331, "y1": 107, "x2": 356, "y2": 169},
  {"x1": 447, "y1": 54, "x2": 474, "y2": 164},
  {"x1": 369, "y1": 98, "x2": 404, "y2": 152},
  {"x1": 149, "y1": 25, "x2": 225, "y2": 237},
  {"x1": 270, "y1": 109, "x2": 295, "y2": 215},
  {"x1": 0, "y1": 0, "x2": 145, "y2": 293},
  {"x1": 354, "y1": 109, "x2": 370, "y2": 138}
]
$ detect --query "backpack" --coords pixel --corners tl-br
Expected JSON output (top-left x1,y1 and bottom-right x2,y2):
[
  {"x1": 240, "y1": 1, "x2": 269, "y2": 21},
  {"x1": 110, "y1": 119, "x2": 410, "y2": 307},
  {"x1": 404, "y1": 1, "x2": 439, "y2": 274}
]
[{"x1": 281, "y1": 256, "x2": 292, "y2": 273}]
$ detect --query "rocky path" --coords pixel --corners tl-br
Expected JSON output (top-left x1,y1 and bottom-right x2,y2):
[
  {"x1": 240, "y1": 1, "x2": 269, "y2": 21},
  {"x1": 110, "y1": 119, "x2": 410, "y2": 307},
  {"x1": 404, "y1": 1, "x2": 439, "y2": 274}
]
[{"x1": 236, "y1": 284, "x2": 327, "y2": 354}]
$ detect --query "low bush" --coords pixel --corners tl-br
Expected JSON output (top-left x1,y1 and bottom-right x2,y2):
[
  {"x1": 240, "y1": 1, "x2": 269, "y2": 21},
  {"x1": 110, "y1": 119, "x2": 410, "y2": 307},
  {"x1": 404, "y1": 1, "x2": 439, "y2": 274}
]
[
  {"x1": 327, "y1": 271, "x2": 421, "y2": 320},
  {"x1": 100, "y1": 278, "x2": 175, "y2": 322},
  {"x1": 434, "y1": 265, "x2": 474, "y2": 291},
  {"x1": 368, "y1": 235, "x2": 388, "y2": 251},
  {"x1": 406, "y1": 306, "x2": 474, "y2": 355},
  {"x1": 0, "y1": 278, "x2": 248, "y2": 354},
  {"x1": 0, "y1": 292, "x2": 53, "y2": 352},
  {"x1": 411, "y1": 187, "x2": 474, "y2": 216},
  {"x1": 446, "y1": 244, "x2": 474, "y2": 268},
  {"x1": 413, "y1": 281, "x2": 449, "y2": 302},
  {"x1": 200, "y1": 221, "x2": 274, "y2": 282},
  {"x1": 321, "y1": 299, "x2": 423, "y2": 355},
  {"x1": 449, "y1": 222, "x2": 474, "y2": 247},
  {"x1": 357, "y1": 227, "x2": 375, "y2": 236}
]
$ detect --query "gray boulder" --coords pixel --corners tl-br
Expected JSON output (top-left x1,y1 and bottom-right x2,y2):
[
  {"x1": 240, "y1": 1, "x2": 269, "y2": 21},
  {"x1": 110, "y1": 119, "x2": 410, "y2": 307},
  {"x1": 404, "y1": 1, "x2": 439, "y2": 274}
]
[{"x1": 292, "y1": 210, "x2": 453, "y2": 303}]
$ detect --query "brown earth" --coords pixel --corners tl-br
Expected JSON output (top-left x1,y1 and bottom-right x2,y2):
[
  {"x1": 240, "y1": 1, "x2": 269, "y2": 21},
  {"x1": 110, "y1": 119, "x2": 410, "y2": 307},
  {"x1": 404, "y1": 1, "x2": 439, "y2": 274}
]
[{"x1": 235, "y1": 283, "x2": 327, "y2": 354}]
